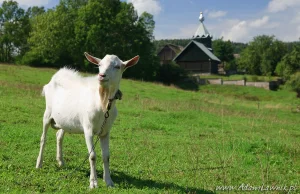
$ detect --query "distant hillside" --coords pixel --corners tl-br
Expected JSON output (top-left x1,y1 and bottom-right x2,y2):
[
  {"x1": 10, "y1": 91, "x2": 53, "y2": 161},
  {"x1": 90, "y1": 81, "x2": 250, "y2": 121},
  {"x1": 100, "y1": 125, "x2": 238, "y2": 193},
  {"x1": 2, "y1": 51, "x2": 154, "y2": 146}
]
[
  {"x1": 154, "y1": 39, "x2": 300, "y2": 55},
  {"x1": 154, "y1": 39, "x2": 248, "y2": 54}
]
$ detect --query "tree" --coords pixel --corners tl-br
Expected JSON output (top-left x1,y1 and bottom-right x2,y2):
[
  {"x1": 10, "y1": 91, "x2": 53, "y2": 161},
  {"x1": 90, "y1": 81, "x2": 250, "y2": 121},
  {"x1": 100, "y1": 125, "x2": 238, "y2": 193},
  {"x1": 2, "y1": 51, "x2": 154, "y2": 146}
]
[
  {"x1": 212, "y1": 38, "x2": 235, "y2": 71},
  {"x1": 212, "y1": 38, "x2": 234, "y2": 62},
  {"x1": 138, "y1": 12, "x2": 155, "y2": 40},
  {"x1": 26, "y1": 6, "x2": 45, "y2": 18},
  {"x1": 22, "y1": 0, "x2": 81, "y2": 66},
  {"x1": 275, "y1": 43, "x2": 300, "y2": 80},
  {"x1": 0, "y1": 0, "x2": 29, "y2": 62},
  {"x1": 75, "y1": 0, "x2": 130, "y2": 69},
  {"x1": 237, "y1": 35, "x2": 287, "y2": 75},
  {"x1": 75, "y1": 0, "x2": 159, "y2": 79},
  {"x1": 125, "y1": 11, "x2": 159, "y2": 80},
  {"x1": 232, "y1": 42, "x2": 247, "y2": 53}
]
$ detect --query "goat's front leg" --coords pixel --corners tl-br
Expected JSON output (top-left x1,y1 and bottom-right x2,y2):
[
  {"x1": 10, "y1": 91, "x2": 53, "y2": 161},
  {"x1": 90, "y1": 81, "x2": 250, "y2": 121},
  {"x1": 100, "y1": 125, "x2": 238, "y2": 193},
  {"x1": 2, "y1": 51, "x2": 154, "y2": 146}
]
[
  {"x1": 56, "y1": 129, "x2": 65, "y2": 167},
  {"x1": 100, "y1": 134, "x2": 114, "y2": 187},
  {"x1": 84, "y1": 132, "x2": 98, "y2": 188}
]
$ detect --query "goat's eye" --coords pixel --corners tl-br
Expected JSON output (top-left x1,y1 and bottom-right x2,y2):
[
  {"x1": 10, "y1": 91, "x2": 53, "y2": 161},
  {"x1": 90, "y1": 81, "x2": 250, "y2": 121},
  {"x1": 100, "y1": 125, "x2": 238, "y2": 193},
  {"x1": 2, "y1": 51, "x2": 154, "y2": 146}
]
[{"x1": 114, "y1": 66, "x2": 121, "y2": 69}]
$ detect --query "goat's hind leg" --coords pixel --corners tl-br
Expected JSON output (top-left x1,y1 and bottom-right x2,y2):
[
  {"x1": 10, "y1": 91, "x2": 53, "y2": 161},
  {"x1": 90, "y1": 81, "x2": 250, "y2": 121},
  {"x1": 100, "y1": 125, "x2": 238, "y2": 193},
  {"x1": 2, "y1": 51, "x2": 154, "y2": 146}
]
[
  {"x1": 56, "y1": 129, "x2": 65, "y2": 167},
  {"x1": 36, "y1": 110, "x2": 51, "y2": 168}
]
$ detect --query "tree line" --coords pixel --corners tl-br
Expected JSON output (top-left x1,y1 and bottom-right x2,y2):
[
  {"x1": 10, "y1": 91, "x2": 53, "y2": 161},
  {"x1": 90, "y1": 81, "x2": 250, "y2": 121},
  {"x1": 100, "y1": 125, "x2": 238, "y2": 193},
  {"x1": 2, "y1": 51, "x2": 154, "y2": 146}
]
[
  {"x1": 0, "y1": 0, "x2": 159, "y2": 80},
  {"x1": 153, "y1": 39, "x2": 247, "y2": 54}
]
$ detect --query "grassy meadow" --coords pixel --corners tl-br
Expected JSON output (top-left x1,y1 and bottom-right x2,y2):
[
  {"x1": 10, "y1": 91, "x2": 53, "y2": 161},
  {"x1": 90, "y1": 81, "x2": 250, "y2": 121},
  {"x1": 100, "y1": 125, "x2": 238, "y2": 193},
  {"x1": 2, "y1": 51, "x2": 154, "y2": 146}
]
[{"x1": 0, "y1": 64, "x2": 299, "y2": 193}]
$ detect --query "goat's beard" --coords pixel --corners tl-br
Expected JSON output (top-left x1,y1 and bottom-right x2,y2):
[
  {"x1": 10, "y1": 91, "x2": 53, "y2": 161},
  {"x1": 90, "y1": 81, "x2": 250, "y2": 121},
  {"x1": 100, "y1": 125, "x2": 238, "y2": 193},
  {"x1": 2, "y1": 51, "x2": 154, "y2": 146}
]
[{"x1": 99, "y1": 86, "x2": 110, "y2": 112}]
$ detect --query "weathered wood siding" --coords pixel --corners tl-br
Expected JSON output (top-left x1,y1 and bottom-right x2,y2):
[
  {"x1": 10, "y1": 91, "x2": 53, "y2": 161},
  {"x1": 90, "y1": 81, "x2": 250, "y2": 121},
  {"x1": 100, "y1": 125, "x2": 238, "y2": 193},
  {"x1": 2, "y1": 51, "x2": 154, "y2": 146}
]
[
  {"x1": 177, "y1": 61, "x2": 210, "y2": 72},
  {"x1": 158, "y1": 46, "x2": 177, "y2": 64}
]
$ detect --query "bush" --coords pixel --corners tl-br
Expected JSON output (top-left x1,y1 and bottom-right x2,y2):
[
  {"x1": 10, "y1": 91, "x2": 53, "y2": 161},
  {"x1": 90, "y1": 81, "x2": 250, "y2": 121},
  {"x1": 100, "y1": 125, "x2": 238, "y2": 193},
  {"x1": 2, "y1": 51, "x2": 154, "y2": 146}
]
[
  {"x1": 224, "y1": 59, "x2": 237, "y2": 71},
  {"x1": 286, "y1": 72, "x2": 300, "y2": 98},
  {"x1": 157, "y1": 62, "x2": 187, "y2": 85},
  {"x1": 251, "y1": 75, "x2": 259, "y2": 82},
  {"x1": 20, "y1": 50, "x2": 46, "y2": 67}
]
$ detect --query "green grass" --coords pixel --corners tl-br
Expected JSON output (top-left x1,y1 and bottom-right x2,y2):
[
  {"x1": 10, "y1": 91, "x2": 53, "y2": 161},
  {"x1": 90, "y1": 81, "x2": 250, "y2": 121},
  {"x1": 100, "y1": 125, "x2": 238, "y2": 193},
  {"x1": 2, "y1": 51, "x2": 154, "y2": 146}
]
[{"x1": 0, "y1": 64, "x2": 299, "y2": 193}]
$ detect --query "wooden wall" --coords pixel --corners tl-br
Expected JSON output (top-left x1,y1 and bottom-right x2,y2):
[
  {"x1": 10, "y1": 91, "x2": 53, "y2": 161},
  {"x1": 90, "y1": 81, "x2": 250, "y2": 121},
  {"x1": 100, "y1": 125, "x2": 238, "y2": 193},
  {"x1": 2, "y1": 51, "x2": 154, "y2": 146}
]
[
  {"x1": 177, "y1": 61, "x2": 210, "y2": 73},
  {"x1": 158, "y1": 46, "x2": 177, "y2": 64}
]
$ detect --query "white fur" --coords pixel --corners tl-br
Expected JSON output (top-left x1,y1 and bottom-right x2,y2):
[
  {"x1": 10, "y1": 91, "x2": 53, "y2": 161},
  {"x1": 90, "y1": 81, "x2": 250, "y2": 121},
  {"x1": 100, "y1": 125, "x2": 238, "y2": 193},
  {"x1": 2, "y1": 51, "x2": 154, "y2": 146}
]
[{"x1": 36, "y1": 54, "x2": 139, "y2": 188}]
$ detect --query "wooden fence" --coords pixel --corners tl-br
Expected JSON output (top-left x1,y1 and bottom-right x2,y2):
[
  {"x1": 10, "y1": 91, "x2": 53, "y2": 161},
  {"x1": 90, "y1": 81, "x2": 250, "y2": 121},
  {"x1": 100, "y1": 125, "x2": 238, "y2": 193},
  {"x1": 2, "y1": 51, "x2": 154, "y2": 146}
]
[{"x1": 195, "y1": 77, "x2": 281, "y2": 90}]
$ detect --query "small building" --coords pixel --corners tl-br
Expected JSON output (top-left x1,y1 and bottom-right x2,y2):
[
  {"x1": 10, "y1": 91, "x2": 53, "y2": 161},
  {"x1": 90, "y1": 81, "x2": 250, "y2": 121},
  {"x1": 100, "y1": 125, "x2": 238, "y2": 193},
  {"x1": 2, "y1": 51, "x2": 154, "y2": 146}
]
[
  {"x1": 157, "y1": 44, "x2": 183, "y2": 65},
  {"x1": 173, "y1": 12, "x2": 221, "y2": 74}
]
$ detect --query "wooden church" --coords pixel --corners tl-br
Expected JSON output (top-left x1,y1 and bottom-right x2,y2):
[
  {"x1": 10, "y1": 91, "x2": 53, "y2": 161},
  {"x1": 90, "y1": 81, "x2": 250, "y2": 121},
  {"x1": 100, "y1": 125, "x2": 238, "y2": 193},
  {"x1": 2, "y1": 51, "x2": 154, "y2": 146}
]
[{"x1": 159, "y1": 12, "x2": 221, "y2": 74}]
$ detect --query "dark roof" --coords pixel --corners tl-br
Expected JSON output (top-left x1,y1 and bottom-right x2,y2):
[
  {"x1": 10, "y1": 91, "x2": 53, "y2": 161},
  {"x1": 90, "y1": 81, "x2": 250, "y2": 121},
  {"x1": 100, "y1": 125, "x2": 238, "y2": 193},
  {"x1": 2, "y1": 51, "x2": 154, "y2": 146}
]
[
  {"x1": 157, "y1": 44, "x2": 183, "y2": 55},
  {"x1": 173, "y1": 40, "x2": 221, "y2": 62}
]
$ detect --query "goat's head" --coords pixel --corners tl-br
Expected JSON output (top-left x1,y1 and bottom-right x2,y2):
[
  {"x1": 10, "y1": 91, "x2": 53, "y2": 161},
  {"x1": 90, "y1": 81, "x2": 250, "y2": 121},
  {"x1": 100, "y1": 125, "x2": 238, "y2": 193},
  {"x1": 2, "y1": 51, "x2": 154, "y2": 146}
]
[{"x1": 84, "y1": 52, "x2": 139, "y2": 88}]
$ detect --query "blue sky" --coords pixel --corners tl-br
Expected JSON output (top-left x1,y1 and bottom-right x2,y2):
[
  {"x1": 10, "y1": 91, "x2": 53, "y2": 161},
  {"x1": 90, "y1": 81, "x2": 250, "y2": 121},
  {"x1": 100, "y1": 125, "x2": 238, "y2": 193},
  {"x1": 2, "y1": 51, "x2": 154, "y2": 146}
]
[{"x1": 5, "y1": 0, "x2": 300, "y2": 42}]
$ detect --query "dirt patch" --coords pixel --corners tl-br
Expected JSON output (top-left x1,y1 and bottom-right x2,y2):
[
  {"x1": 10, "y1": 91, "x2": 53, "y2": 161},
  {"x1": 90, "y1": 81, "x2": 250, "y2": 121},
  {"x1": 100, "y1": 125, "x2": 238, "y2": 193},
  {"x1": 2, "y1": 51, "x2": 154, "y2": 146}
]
[{"x1": 0, "y1": 80, "x2": 42, "y2": 92}]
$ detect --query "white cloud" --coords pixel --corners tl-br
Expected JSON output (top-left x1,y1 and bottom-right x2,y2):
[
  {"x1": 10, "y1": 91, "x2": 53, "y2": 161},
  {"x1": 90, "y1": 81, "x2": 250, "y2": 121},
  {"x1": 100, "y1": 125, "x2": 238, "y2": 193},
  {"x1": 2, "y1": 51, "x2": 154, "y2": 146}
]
[
  {"x1": 249, "y1": 16, "x2": 269, "y2": 28},
  {"x1": 0, "y1": 0, "x2": 50, "y2": 7},
  {"x1": 219, "y1": 16, "x2": 278, "y2": 42},
  {"x1": 221, "y1": 21, "x2": 249, "y2": 42},
  {"x1": 174, "y1": 24, "x2": 198, "y2": 39},
  {"x1": 207, "y1": 10, "x2": 227, "y2": 19},
  {"x1": 291, "y1": 12, "x2": 300, "y2": 23},
  {"x1": 267, "y1": 0, "x2": 300, "y2": 13},
  {"x1": 127, "y1": 0, "x2": 162, "y2": 17}
]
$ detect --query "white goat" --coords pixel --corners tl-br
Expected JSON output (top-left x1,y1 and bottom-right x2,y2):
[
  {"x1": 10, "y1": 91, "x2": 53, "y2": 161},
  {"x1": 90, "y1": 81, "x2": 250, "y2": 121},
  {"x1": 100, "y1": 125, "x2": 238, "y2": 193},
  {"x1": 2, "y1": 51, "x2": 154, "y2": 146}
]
[{"x1": 36, "y1": 52, "x2": 139, "y2": 188}]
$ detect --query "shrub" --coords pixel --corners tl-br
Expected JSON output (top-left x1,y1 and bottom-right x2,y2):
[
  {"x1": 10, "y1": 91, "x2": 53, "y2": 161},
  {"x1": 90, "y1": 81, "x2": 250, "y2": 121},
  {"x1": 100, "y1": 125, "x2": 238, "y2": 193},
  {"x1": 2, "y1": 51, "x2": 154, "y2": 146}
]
[
  {"x1": 20, "y1": 50, "x2": 46, "y2": 67},
  {"x1": 157, "y1": 62, "x2": 187, "y2": 85},
  {"x1": 251, "y1": 75, "x2": 258, "y2": 82},
  {"x1": 286, "y1": 72, "x2": 300, "y2": 98}
]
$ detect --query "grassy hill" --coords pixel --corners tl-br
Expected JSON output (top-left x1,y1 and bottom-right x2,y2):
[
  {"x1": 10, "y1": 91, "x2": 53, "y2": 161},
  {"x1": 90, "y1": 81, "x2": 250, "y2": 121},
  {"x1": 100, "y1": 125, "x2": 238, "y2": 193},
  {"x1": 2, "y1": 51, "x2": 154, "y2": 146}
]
[{"x1": 0, "y1": 64, "x2": 299, "y2": 193}]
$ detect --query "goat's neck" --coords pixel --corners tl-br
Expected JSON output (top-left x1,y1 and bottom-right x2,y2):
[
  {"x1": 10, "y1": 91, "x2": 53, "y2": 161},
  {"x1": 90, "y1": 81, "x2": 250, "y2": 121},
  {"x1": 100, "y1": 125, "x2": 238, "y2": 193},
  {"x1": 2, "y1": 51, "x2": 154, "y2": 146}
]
[{"x1": 99, "y1": 86, "x2": 118, "y2": 112}]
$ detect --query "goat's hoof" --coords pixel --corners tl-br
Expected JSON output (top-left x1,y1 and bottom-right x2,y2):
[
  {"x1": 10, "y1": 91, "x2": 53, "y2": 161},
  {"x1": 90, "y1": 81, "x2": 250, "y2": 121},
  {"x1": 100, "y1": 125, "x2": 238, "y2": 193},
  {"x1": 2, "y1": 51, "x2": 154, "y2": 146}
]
[
  {"x1": 57, "y1": 160, "x2": 64, "y2": 167},
  {"x1": 36, "y1": 163, "x2": 42, "y2": 168},
  {"x1": 89, "y1": 180, "x2": 98, "y2": 189},
  {"x1": 104, "y1": 179, "x2": 114, "y2": 187}
]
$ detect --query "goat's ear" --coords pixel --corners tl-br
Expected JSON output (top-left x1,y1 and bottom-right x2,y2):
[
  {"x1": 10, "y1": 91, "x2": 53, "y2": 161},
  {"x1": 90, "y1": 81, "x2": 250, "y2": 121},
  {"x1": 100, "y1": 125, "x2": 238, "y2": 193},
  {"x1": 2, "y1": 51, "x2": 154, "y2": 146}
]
[
  {"x1": 123, "y1": 55, "x2": 140, "y2": 70},
  {"x1": 84, "y1": 52, "x2": 101, "y2": 65}
]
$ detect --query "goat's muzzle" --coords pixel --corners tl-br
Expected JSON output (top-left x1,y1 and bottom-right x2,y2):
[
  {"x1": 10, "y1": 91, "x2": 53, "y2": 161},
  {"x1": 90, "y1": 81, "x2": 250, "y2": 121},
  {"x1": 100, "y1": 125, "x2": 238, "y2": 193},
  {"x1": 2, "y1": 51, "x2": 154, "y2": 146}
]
[{"x1": 98, "y1": 74, "x2": 109, "y2": 82}]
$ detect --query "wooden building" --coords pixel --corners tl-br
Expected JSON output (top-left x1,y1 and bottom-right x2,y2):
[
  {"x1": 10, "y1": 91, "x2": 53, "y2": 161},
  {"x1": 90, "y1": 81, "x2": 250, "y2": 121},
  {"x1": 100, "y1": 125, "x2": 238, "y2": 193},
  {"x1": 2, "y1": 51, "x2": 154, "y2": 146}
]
[
  {"x1": 157, "y1": 44, "x2": 183, "y2": 65},
  {"x1": 173, "y1": 12, "x2": 220, "y2": 74}
]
